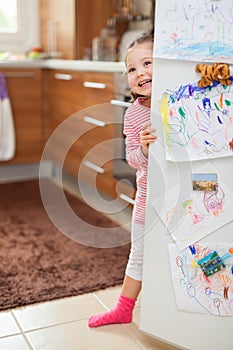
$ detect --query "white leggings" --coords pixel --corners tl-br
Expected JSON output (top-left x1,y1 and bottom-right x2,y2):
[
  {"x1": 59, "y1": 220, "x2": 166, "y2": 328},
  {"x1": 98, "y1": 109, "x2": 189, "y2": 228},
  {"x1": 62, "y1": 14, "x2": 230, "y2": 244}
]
[{"x1": 125, "y1": 222, "x2": 145, "y2": 281}]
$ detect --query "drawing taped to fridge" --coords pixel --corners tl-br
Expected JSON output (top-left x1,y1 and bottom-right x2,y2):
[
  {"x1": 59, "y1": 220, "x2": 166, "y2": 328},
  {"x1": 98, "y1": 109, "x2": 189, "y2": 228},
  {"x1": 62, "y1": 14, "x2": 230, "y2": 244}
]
[
  {"x1": 152, "y1": 163, "x2": 233, "y2": 251},
  {"x1": 160, "y1": 80, "x2": 233, "y2": 162},
  {"x1": 154, "y1": 0, "x2": 233, "y2": 63},
  {"x1": 168, "y1": 242, "x2": 233, "y2": 316}
]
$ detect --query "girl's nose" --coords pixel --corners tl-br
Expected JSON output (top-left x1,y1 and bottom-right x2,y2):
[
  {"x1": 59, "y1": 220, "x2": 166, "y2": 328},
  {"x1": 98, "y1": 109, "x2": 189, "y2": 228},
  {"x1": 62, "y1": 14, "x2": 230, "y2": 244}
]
[{"x1": 137, "y1": 68, "x2": 144, "y2": 77}]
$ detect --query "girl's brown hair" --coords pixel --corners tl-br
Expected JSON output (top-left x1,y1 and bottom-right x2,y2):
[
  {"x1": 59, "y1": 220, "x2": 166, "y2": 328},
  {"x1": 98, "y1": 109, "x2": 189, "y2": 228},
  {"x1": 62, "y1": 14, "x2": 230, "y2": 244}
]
[{"x1": 125, "y1": 34, "x2": 154, "y2": 102}]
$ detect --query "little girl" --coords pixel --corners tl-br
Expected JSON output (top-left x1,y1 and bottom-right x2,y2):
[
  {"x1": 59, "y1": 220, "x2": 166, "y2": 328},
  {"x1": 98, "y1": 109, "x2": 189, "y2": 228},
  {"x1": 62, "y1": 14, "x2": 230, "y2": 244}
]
[{"x1": 88, "y1": 34, "x2": 157, "y2": 327}]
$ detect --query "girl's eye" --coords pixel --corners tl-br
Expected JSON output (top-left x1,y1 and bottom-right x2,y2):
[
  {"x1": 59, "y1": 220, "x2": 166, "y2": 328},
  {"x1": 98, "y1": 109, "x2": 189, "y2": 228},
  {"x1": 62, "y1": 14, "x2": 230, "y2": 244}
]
[
  {"x1": 144, "y1": 60, "x2": 152, "y2": 66},
  {"x1": 128, "y1": 67, "x2": 135, "y2": 74}
]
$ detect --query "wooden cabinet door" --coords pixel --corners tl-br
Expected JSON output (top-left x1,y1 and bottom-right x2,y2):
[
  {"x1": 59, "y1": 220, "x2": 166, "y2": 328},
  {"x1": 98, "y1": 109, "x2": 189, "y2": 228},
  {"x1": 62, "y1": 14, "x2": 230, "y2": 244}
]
[
  {"x1": 0, "y1": 69, "x2": 43, "y2": 164},
  {"x1": 39, "y1": 0, "x2": 76, "y2": 59},
  {"x1": 49, "y1": 70, "x2": 85, "y2": 129},
  {"x1": 39, "y1": 0, "x2": 114, "y2": 59},
  {"x1": 82, "y1": 71, "x2": 114, "y2": 106},
  {"x1": 76, "y1": 0, "x2": 115, "y2": 59}
]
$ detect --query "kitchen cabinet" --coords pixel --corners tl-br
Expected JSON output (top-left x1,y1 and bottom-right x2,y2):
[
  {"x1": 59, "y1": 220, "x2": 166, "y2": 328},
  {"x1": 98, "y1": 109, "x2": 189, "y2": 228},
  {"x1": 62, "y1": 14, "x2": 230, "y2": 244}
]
[
  {"x1": 46, "y1": 69, "x2": 117, "y2": 198},
  {"x1": 0, "y1": 69, "x2": 43, "y2": 164},
  {"x1": 39, "y1": 0, "x2": 114, "y2": 59},
  {"x1": 45, "y1": 68, "x2": 135, "y2": 201},
  {"x1": 0, "y1": 63, "x2": 135, "y2": 202}
]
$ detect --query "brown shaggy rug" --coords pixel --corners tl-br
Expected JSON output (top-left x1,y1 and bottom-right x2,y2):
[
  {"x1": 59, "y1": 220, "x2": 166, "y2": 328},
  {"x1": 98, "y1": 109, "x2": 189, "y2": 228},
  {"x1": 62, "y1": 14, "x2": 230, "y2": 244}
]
[{"x1": 0, "y1": 179, "x2": 130, "y2": 311}]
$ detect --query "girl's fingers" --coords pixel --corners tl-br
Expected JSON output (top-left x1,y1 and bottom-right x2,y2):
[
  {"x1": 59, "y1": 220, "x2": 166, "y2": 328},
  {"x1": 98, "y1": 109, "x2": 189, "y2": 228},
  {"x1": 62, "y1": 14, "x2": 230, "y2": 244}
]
[
  {"x1": 140, "y1": 128, "x2": 155, "y2": 137},
  {"x1": 141, "y1": 122, "x2": 151, "y2": 130}
]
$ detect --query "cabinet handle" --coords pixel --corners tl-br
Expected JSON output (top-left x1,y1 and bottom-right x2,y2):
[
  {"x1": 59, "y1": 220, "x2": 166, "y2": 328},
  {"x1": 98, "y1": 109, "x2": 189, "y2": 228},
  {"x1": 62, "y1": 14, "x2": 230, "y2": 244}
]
[
  {"x1": 83, "y1": 161, "x2": 105, "y2": 174},
  {"x1": 54, "y1": 73, "x2": 72, "y2": 80},
  {"x1": 83, "y1": 81, "x2": 106, "y2": 89},
  {"x1": 110, "y1": 99, "x2": 131, "y2": 108},
  {"x1": 83, "y1": 116, "x2": 106, "y2": 127},
  {"x1": 3, "y1": 72, "x2": 34, "y2": 78},
  {"x1": 119, "y1": 194, "x2": 135, "y2": 205}
]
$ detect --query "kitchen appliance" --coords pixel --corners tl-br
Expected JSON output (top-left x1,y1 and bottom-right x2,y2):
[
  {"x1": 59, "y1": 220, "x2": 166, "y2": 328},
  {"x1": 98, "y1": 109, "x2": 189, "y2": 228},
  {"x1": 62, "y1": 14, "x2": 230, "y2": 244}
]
[
  {"x1": 141, "y1": 1, "x2": 233, "y2": 349},
  {"x1": 119, "y1": 29, "x2": 146, "y2": 61},
  {"x1": 113, "y1": 0, "x2": 154, "y2": 60}
]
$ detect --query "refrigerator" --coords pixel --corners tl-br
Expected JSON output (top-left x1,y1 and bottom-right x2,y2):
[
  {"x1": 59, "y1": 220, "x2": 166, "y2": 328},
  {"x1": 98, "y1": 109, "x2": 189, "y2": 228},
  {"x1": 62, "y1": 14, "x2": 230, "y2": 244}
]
[{"x1": 140, "y1": 1, "x2": 233, "y2": 349}]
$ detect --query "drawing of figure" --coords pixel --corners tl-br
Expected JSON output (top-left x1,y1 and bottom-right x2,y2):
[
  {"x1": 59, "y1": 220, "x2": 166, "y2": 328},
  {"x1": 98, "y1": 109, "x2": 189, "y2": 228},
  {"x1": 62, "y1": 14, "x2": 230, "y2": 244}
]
[
  {"x1": 203, "y1": 186, "x2": 225, "y2": 217},
  {"x1": 182, "y1": 0, "x2": 200, "y2": 25},
  {"x1": 197, "y1": 95, "x2": 233, "y2": 155},
  {"x1": 202, "y1": 97, "x2": 211, "y2": 113}
]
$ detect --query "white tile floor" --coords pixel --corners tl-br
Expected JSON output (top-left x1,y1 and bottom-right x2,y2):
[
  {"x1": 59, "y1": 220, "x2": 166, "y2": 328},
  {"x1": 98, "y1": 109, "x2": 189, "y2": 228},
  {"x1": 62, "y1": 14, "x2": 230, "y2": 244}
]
[
  {"x1": 0, "y1": 286, "x2": 178, "y2": 350},
  {"x1": 0, "y1": 174, "x2": 179, "y2": 350}
]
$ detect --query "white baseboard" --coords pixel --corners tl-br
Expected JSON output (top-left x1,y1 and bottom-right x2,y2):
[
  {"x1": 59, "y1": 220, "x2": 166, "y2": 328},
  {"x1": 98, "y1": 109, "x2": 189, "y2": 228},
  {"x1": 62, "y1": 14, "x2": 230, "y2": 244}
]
[{"x1": 0, "y1": 161, "x2": 54, "y2": 183}]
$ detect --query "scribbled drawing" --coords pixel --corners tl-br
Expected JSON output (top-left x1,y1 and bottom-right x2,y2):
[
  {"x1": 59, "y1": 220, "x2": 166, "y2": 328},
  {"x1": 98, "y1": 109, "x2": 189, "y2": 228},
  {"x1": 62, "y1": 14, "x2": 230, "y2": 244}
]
[
  {"x1": 167, "y1": 186, "x2": 228, "y2": 249},
  {"x1": 160, "y1": 81, "x2": 233, "y2": 162},
  {"x1": 152, "y1": 165, "x2": 233, "y2": 250},
  {"x1": 154, "y1": 0, "x2": 233, "y2": 62},
  {"x1": 203, "y1": 186, "x2": 225, "y2": 217},
  {"x1": 168, "y1": 243, "x2": 233, "y2": 316}
]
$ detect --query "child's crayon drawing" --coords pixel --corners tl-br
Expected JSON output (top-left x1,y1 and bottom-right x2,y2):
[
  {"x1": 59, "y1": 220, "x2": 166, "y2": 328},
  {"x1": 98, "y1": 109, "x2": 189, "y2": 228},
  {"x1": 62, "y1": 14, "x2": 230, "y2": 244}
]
[
  {"x1": 160, "y1": 81, "x2": 233, "y2": 162},
  {"x1": 154, "y1": 0, "x2": 233, "y2": 62},
  {"x1": 152, "y1": 165, "x2": 233, "y2": 250},
  {"x1": 168, "y1": 243, "x2": 233, "y2": 316}
]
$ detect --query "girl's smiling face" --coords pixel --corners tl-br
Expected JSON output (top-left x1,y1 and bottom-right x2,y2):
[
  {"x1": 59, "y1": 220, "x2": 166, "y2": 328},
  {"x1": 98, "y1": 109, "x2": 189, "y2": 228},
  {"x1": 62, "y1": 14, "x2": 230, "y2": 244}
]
[{"x1": 126, "y1": 42, "x2": 153, "y2": 98}]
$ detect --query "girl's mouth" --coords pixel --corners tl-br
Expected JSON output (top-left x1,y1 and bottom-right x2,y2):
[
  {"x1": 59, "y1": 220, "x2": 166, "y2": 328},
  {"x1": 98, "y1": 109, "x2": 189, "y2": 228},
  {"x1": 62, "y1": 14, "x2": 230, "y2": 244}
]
[{"x1": 138, "y1": 79, "x2": 152, "y2": 87}]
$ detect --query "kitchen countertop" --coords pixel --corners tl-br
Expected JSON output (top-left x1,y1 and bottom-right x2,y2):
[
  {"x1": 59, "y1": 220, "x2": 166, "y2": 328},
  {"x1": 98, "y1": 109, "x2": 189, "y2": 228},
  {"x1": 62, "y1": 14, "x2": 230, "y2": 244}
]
[
  {"x1": 0, "y1": 59, "x2": 46, "y2": 68},
  {"x1": 0, "y1": 59, "x2": 126, "y2": 73},
  {"x1": 46, "y1": 59, "x2": 126, "y2": 72}
]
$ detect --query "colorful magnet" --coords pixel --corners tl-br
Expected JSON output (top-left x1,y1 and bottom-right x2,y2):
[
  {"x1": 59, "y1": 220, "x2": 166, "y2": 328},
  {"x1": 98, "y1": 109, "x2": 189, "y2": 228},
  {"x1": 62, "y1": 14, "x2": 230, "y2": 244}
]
[{"x1": 197, "y1": 251, "x2": 226, "y2": 277}]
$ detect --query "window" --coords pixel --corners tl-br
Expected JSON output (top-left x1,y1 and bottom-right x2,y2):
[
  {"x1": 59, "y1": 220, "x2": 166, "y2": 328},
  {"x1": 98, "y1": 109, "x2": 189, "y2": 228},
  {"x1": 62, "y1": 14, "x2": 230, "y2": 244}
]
[
  {"x1": 0, "y1": 0, "x2": 39, "y2": 53},
  {"x1": 0, "y1": 0, "x2": 17, "y2": 33}
]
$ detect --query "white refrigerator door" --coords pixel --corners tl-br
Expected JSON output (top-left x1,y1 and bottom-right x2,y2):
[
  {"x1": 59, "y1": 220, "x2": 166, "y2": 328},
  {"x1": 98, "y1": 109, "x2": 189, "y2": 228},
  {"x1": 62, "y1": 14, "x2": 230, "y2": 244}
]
[{"x1": 140, "y1": 2, "x2": 233, "y2": 348}]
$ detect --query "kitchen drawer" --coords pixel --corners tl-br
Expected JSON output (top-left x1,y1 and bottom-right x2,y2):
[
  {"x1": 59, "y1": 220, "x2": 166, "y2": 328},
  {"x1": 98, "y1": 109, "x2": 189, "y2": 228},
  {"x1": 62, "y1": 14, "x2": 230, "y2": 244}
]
[
  {"x1": 49, "y1": 70, "x2": 115, "y2": 130},
  {"x1": 82, "y1": 72, "x2": 114, "y2": 106},
  {"x1": 64, "y1": 122, "x2": 113, "y2": 170},
  {"x1": 50, "y1": 70, "x2": 85, "y2": 109},
  {"x1": 79, "y1": 160, "x2": 115, "y2": 197},
  {"x1": 83, "y1": 72, "x2": 114, "y2": 92},
  {"x1": 48, "y1": 104, "x2": 113, "y2": 165},
  {"x1": 78, "y1": 142, "x2": 114, "y2": 188},
  {"x1": 50, "y1": 70, "x2": 114, "y2": 107}
]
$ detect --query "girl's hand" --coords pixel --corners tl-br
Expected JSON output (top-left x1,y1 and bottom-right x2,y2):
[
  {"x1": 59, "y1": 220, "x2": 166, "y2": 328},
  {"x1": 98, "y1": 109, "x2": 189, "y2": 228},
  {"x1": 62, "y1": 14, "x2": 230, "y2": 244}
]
[{"x1": 140, "y1": 122, "x2": 157, "y2": 158}]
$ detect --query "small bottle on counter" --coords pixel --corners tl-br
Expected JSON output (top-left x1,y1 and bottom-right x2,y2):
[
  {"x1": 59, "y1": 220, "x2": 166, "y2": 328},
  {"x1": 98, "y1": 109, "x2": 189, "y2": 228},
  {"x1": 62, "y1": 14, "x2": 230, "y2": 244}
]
[
  {"x1": 92, "y1": 36, "x2": 105, "y2": 61},
  {"x1": 82, "y1": 47, "x2": 92, "y2": 60},
  {"x1": 92, "y1": 19, "x2": 119, "y2": 61}
]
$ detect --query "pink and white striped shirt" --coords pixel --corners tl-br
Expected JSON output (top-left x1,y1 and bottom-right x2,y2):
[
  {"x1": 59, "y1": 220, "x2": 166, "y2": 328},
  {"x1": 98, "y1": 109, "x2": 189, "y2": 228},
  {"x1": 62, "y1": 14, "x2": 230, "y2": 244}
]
[{"x1": 123, "y1": 97, "x2": 151, "y2": 226}]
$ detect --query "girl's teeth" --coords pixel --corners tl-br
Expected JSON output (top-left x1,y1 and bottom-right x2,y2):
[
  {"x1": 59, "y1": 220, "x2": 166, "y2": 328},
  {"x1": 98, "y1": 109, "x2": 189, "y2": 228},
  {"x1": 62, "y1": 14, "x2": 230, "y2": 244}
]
[{"x1": 139, "y1": 80, "x2": 151, "y2": 87}]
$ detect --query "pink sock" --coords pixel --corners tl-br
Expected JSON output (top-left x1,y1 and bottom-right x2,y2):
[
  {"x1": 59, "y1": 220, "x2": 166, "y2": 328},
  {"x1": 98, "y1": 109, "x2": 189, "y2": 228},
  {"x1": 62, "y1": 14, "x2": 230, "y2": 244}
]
[{"x1": 88, "y1": 294, "x2": 136, "y2": 328}]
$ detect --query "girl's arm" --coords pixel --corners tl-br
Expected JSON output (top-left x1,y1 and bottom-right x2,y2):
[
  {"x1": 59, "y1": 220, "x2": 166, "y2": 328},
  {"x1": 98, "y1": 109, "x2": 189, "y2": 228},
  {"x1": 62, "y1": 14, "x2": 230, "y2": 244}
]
[{"x1": 124, "y1": 120, "x2": 156, "y2": 170}]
